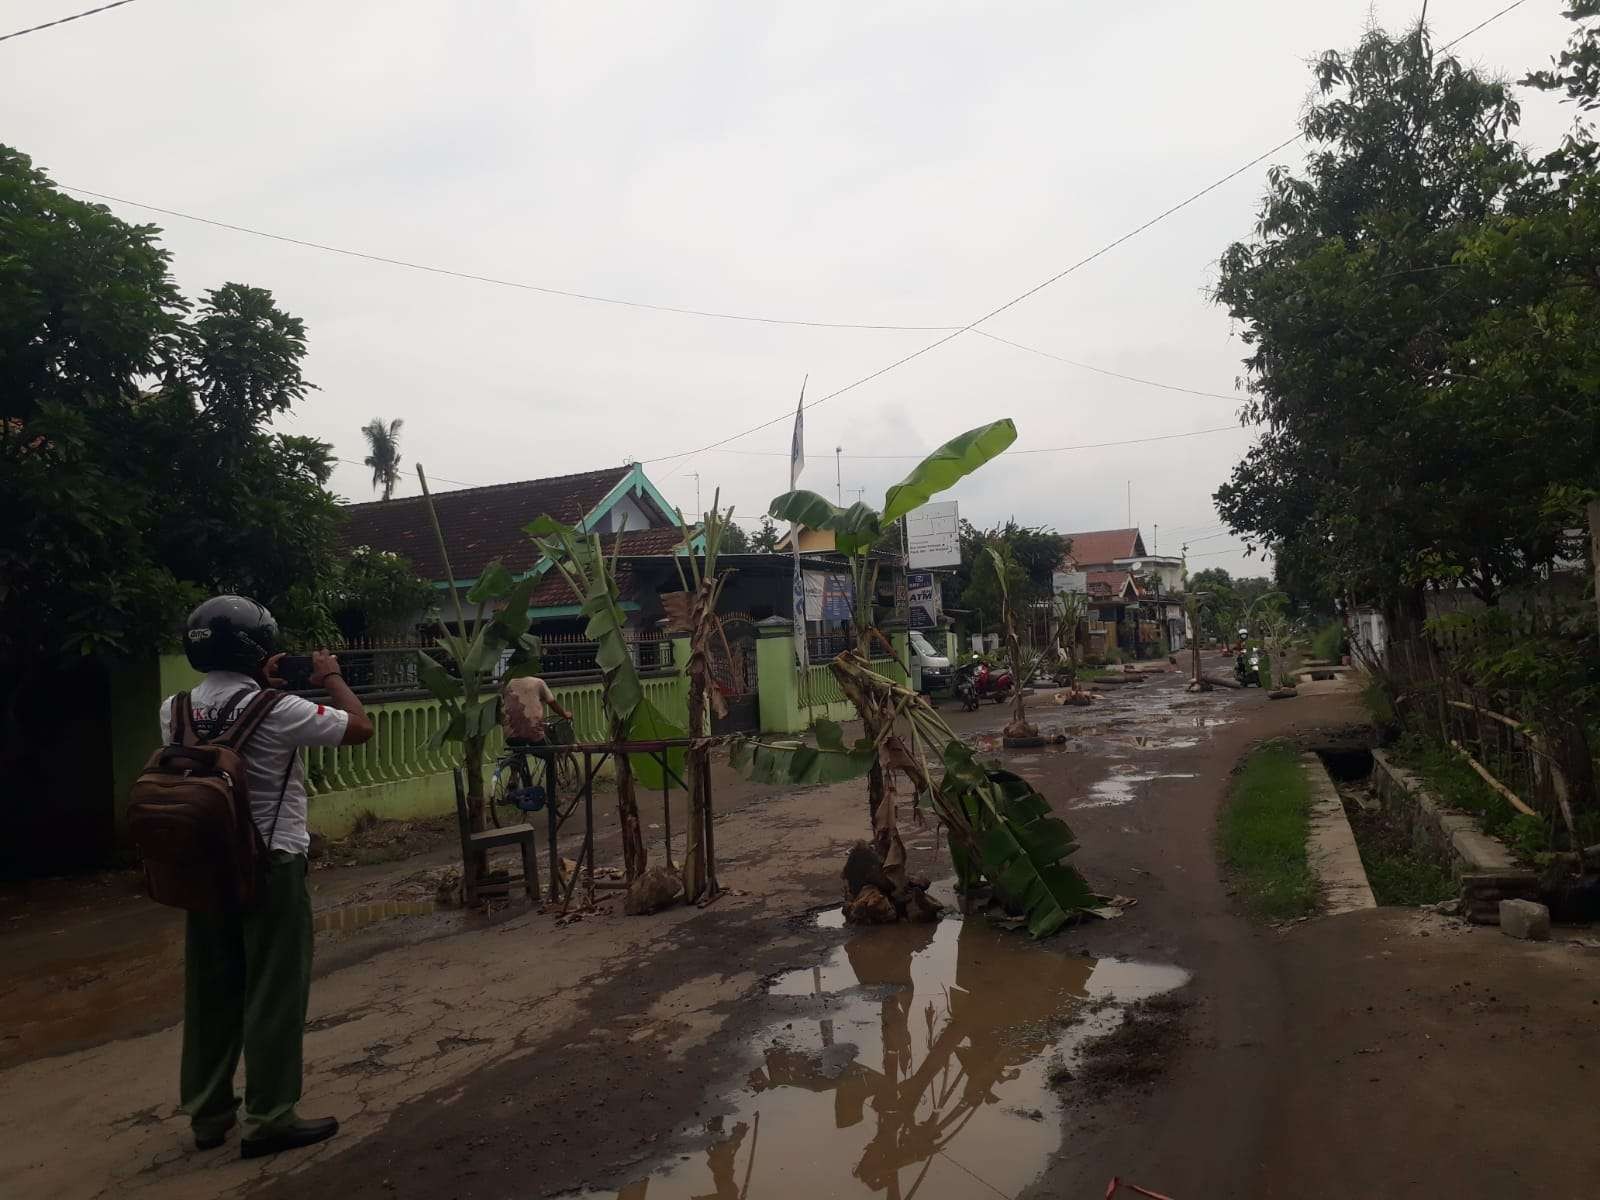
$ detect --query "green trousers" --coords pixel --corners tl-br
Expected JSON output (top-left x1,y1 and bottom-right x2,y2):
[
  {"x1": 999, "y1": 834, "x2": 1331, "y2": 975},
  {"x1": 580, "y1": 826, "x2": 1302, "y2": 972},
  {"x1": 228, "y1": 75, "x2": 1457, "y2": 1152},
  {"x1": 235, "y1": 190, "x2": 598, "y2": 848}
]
[{"x1": 181, "y1": 851, "x2": 313, "y2": 1140}]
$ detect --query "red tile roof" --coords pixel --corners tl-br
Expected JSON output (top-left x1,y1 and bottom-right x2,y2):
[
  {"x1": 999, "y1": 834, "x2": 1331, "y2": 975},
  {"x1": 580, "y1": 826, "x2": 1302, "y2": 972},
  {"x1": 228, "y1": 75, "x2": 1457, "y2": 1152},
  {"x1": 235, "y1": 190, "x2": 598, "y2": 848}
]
[
  {"x1": 339, "y1": 466, "x2": 646, "y2": 581},
  {"x1": 1062, "y1": 528, "x2": 1145, "y2": 569},
  {"x1": 525, "y1": 528, "x2": 688, "y2": 607},
  {"x1": 1085, "y1": 570, "x2": 1138, "y2": 599}
]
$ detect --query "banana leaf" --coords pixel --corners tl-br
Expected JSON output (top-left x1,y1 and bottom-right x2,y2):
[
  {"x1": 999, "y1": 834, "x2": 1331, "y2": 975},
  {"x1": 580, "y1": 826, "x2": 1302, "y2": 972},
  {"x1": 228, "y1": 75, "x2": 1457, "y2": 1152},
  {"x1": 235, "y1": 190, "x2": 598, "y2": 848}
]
[
  {"x1": 728, "y1": 720, "x2": 876, "y2": 786},
  {"x1": 880, "y1": 419, "x2": 1017, "y2": 525},
  {"x1": 941, "y1": 740, "x2": 1094, "y2": 937},
  {"x1": 767, "y1": 489, "x2": 845, "y2": 531},
  {"x1": 415, "y1": 650, "x2": 459, "y2": 703},
  {"x1": 766, "y1": 493, "x2": 883, "y2": 556},
  {"x1": 467, "y1": 560, "x2": 515, "y2": 605},
  {"x1": 426, "y1": 707, "x2": 466, "y2": 750},
  {"x1": 526, "y1": 513, "x2": 684, "y2": 788},
  {"x1": 625, "y1": 697, "x2": 687, "y2": 790}
]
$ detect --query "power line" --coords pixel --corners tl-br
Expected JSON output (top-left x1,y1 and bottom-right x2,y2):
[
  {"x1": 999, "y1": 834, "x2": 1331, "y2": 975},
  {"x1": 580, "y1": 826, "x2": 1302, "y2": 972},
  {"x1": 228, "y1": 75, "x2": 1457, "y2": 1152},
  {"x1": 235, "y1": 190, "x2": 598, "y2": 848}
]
[
  {"x1": 644, "y1": 132, "x2": 1305, "y2": 467},
  {"x1": 695, "y1": 422, "x2": 1244, "y2": 460},
  {"x1": 971, "y1": 330, "x2": 1243, "y2": 403},
  {"x1": 55, "y1": 185, "x2": 961, "y2": 333},
  {"x1": 60, "y1": 185, "x2": 1270, "y2": 406},
  {"x1": 1, "y1": 0, "x2": 141, "y2": 44},
  {"x1": 1186, "y1": 545, "x2": 1257, "y2": 560},
  {"x1": 641, "y1": 0, "x2": 1529, "y2": 468},
  {"x1": 1439, "y1": 0, "x2": 1530, "y2": 52},
  {"x1": 1180, "y1": 528, "x2": 1233, "y2": 545}
]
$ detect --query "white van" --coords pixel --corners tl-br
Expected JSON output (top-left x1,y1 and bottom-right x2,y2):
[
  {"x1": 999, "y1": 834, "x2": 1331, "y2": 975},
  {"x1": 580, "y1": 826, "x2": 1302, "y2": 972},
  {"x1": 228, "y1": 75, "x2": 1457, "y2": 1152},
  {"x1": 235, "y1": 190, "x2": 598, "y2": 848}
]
[{"x1": 908, "y1": 629, "x2": 953, "y2": 694}]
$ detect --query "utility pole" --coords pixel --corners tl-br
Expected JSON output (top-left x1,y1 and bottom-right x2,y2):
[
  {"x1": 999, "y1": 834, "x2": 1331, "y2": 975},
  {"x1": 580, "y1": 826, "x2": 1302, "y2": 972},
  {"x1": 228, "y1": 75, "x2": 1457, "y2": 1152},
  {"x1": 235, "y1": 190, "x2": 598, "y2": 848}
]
[
  {"x1": 1126, "y1": 481, "x2": 1132, "y2": 529},
  {"x1": 835, "y1": 447, "x2": 843, "y2": 504},
  {"x1": 1154, "y1": 523, "x2": 1159, "y2": 554},
  {"x1": 691, "y1": 472, "x2": 701, "y2": 519}
]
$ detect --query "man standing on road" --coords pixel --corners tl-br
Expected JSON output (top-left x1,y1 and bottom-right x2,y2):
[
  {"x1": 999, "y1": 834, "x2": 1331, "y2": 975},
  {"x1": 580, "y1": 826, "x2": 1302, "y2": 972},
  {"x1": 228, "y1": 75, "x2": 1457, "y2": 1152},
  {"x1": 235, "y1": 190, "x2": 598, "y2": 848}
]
[{"x1": 161, "y1": 595, "x2": 375, "y2": 1159}]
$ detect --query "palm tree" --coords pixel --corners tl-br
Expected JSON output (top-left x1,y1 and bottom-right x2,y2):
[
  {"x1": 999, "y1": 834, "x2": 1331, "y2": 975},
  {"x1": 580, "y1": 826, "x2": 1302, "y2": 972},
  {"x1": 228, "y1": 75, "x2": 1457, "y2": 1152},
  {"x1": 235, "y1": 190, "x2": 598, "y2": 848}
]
[{"x1": 361, "y1": 417, "x2": 403, "y2": 500}]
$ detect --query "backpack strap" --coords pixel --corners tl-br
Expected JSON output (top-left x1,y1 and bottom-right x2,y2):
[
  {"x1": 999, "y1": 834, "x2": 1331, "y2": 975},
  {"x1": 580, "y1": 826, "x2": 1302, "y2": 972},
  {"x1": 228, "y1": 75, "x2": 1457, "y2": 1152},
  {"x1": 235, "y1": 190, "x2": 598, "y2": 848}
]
[
  {"x1": 213, "y1": 688, "x2": 283, "y2": 752},
  {"x1": 263, "y1": 752, "x2": 298, "y2": 854},
  {"x1": 171, "y1": 692, "x2": 197, "y2": 747}
]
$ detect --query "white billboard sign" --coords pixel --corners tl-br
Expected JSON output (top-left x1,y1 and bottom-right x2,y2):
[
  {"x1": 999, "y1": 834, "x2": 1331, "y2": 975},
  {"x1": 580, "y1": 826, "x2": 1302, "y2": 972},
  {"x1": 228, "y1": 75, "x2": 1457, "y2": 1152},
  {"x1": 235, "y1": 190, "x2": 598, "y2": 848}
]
[
  {"x1": 1052, "y1": 570, "x2": 1087, "y2": 595},
  {"x1": 905, "y1": 501, "x2": 960, "y2": 568}
]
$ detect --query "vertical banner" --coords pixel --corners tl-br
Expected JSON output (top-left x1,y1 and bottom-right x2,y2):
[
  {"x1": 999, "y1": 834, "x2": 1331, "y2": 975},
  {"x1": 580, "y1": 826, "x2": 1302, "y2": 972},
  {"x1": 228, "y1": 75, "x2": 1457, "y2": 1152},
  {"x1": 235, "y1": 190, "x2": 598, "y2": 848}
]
[{"x1": 789, "y1": 379, "x2": 809, "y2": 696}]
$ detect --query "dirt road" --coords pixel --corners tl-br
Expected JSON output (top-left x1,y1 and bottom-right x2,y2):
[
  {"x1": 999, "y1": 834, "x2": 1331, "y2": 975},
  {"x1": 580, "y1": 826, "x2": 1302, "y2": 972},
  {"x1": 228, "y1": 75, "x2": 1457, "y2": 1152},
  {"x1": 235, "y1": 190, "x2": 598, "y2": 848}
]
[{"x1": 3, "y1": 667, "x2": 1597, "y2": 1200}]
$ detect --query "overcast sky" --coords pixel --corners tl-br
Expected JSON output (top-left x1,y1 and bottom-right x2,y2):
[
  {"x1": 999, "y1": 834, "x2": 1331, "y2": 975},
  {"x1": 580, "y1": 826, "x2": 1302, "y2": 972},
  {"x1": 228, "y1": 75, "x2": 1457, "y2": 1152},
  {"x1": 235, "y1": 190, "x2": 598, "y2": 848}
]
[{"x1": 4, "y1": 0, "x2": 1581, "y2": 576}]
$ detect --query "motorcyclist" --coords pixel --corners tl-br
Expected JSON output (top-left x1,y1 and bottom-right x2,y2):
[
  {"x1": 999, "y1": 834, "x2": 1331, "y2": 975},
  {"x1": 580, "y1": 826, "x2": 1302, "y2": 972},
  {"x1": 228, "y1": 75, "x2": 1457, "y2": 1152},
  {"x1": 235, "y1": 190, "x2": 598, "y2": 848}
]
[{"x1": 1234, "y1": 628, "x2": 1260, "y2": 686}]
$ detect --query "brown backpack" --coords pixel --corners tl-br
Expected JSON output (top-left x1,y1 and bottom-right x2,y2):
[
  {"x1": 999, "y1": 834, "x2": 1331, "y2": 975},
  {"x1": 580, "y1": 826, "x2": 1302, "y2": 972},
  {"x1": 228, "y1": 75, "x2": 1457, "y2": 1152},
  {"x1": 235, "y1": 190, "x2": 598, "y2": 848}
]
[{"x1": 127, "y1": 688, "x2": 289, "y2": 912}]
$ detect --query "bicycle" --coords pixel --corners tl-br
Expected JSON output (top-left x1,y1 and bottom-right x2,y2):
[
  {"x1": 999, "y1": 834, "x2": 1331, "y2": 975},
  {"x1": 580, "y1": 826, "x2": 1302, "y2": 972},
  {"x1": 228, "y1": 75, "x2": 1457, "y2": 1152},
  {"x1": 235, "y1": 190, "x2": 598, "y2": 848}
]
[{"x1": 487, "y1": 718, "x2": 580, "y2": 829}]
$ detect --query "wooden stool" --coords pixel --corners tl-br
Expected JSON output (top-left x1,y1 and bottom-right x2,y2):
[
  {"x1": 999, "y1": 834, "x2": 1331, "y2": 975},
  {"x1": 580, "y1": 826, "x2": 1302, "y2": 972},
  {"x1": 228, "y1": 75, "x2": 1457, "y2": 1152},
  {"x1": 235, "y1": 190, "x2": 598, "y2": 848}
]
[{"x1": 453, "y1": 769, "x2": 539, "y2": 906}]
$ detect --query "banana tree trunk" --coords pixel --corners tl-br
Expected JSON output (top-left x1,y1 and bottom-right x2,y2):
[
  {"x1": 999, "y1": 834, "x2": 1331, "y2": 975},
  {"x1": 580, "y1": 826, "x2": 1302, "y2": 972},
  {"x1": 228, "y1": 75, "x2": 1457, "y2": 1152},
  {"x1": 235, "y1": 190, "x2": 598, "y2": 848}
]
[
  {"x1": 613, "y1": 720, "x2": 648, "y2": 881},
  {"x1": 463, "y1": 734, "x2": 486, "y2": 830},
  {"x1": 684, "y1": 656, "x2": 710, "y2": 901}
]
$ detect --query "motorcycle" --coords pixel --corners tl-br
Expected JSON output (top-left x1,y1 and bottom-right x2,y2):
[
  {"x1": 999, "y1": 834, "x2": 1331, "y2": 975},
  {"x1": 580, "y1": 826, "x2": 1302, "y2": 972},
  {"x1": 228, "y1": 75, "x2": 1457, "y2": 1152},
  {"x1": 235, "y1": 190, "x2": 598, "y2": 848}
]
[
  {"x1": 1234, "y1": 647, "x2": 1263, "y2": 688},
  {"x1": 955, "y1": 660, "x2": 1014, "y2": 711}
]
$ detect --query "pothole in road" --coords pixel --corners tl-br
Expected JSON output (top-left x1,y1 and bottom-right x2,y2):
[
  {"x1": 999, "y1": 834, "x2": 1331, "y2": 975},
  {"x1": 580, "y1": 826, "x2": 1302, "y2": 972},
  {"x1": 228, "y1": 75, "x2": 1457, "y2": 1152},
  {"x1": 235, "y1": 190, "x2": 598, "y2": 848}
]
[{"x1": 572, "y1": 918, "x2": 1187, "y2": 1200}]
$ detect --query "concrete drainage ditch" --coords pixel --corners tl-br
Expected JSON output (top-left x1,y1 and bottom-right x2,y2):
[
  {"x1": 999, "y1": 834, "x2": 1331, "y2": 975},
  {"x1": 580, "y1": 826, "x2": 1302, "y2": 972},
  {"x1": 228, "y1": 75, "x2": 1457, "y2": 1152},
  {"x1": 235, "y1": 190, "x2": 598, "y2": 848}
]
[{"x1": 1311, "y1": 745, "x2": 1539, "y2": 925}]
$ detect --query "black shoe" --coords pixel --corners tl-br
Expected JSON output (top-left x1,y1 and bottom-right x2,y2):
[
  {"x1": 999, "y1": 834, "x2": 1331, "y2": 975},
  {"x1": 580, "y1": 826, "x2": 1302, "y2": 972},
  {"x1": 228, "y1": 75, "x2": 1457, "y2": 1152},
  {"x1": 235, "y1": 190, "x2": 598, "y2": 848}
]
[
  {"x1": 239, "y1": 1117, "x2": 339, "y2": 1159},
  {"x1": 194, "y1": 1117, "x2": 236, "y2": 1151}
]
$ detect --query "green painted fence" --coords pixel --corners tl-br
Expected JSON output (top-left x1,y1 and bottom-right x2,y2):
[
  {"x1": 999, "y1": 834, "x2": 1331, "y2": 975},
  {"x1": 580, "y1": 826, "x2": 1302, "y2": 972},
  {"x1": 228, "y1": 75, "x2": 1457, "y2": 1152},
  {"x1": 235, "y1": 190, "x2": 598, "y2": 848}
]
[
  {"x1": 112, "y1": 654, "x2": 691, "y2": 840},
  {"x1": 302, "y1": 672, "x2": 690, "y2": 836}
]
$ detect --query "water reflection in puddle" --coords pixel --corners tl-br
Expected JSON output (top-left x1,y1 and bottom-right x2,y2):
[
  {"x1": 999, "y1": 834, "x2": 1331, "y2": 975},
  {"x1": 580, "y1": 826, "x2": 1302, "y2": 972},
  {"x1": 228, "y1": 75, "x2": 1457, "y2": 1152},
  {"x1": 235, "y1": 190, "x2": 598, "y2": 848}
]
[
  {"x1": 581, "y1": 919, "x2": 1187, "y2": 1200},
  {"x1": 1078, "y1": 771, "x2": 1199, "y2": 808}
]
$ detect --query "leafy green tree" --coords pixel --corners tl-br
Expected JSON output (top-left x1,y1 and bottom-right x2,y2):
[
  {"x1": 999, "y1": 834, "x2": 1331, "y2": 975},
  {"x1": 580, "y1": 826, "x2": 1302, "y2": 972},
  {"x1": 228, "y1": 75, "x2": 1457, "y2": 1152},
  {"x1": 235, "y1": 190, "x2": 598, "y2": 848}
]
[
  {"x1": 952, "y1": 520, "x2": 1066, "y2": 637},
  {"x1": 1213, "y1": 21, "x2": 1538, "y2": 629},
  {"x1": 327, "y1": 547, "x2": 435, "y2": 640},
  {"x1": 751, "y1": 514, "x2": 780, "y2": 553},
  {"x1": 720, "y1": 520, "x2": 751, "y2": 553},
  {"x1": 361, "y1": 417, "x2": 404, "y2": 501},
  {"x1": 0, "y1": 145, "x2": 341, "y2": 670}
]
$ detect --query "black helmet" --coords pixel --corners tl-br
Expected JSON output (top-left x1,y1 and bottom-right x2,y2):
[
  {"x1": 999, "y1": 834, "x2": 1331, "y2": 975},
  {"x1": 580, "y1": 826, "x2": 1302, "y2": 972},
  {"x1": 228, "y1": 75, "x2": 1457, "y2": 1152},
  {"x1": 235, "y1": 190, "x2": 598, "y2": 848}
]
[{"x1": 183, "y1": 595, "x2": 280, "y2": 673}]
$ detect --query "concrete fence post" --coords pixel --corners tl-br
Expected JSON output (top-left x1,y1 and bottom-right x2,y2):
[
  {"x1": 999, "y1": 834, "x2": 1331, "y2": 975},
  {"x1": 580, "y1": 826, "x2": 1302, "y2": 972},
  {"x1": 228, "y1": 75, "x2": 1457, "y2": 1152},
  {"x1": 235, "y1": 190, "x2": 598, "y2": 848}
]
[{"x1": 755, "y1": 618, "x2": 803, "y2": 733}]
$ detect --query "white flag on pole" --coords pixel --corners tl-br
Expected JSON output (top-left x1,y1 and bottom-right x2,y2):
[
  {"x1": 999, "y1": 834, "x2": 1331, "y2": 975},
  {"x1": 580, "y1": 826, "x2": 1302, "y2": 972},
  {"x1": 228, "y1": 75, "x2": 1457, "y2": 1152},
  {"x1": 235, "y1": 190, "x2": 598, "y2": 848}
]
[{"x1": 790, "y1": 380, "x2": 810, "y2": 687}]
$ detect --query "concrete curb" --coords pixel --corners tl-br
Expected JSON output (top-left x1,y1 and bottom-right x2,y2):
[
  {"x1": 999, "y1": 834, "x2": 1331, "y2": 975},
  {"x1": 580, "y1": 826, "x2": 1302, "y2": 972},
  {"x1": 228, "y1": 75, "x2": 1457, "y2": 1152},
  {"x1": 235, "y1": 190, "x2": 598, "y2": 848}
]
[
  {"x1": 1300, "y1": 753, "x2": 1376, "y2": 915},
  {"x1": 1368, "y1": 750, "x2": 1538, "y2": 923}
]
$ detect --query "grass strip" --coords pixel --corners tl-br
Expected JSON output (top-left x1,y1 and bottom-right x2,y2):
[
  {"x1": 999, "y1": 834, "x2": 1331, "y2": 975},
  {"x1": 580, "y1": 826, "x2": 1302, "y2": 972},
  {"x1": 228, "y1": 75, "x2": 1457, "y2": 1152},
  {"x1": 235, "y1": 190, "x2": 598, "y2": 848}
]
[{"x1": 1220, "y1": 743, "x2": 1317, "y2": 921}]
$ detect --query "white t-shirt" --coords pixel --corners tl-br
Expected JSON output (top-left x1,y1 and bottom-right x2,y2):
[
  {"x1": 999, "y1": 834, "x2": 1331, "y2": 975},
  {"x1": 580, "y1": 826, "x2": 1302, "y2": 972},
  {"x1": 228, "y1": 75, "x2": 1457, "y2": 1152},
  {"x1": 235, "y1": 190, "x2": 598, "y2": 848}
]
[{"x1": 159, "y1": 671, "x2": 349, "y2": 855}]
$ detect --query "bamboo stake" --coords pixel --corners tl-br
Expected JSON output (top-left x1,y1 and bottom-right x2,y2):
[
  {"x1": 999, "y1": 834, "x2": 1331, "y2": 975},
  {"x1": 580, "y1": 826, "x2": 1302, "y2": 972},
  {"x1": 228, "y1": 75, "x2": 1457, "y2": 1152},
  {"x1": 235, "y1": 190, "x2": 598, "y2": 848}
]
[{"x1": 1448, "y1": 739, "x2": 1537, "y2": 817}]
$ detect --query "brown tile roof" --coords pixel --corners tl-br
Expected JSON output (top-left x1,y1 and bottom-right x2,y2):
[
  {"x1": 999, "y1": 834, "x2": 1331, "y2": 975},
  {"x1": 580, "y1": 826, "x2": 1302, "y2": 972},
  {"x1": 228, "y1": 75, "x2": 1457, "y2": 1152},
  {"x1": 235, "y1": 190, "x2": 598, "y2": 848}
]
[
  {"x1": 526, "y1": 528, "x2": 689, "y2": 607},
  {"x1": 1063, "y1": 528, "x2": 1145, "y2": 569},
  {"x1": 1085, "y1": 570, "x2": 1137, "y2": 599},
  {"x1": 339, "y1": 466, "x2": 642, "y2": 581}
]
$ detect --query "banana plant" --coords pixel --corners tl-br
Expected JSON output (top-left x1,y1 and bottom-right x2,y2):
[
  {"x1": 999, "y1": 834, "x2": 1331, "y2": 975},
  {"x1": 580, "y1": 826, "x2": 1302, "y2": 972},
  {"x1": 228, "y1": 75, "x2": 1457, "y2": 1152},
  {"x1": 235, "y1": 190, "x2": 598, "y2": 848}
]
[
  {"x1": 729, "y1": 653, "x2": 1096, "y2": 936},
  {"x1": 666, "y1": 491, "x2": 737, "y2": 901},
  {"x1": 525, "y1": 513, "x2": 687, "y2": 882},
  {"x1": 983, "y1": 542, "x2": 1038, "y2": 737},
  {"x1": 768, "y1": 419, "x2": 1017, "y2": 834},
  {"x1": 412, "y1": 465, "x2": 542, "y2": 834},
  {"x1": 737, "y1": 419, "x2": 1098, "y2": 935},
  {"x1": 1050, "y1": 589, "x2": 1089, "y2": 685},
  {"x1": 771, "y1": 419, "x2": 1018, "y2": 653}
]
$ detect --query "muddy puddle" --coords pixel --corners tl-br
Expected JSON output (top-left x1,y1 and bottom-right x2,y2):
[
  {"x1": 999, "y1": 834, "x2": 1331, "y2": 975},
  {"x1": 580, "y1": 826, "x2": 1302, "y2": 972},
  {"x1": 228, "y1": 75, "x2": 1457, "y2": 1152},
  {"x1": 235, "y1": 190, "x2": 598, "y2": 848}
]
[
  {"x1": 572, "y1": 917, "x2": 1186, "y2": 1200},
  {"x1": 1075, "y1": 770, "x2": 1199, "y2": 809}
]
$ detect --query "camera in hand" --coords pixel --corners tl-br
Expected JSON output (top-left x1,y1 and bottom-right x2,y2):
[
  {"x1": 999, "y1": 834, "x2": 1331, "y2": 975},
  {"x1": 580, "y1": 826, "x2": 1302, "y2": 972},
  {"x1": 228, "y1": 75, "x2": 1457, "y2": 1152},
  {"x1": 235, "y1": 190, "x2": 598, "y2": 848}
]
[{"x1": 278, "y1": 654, "x2": 316, "y2": 689}]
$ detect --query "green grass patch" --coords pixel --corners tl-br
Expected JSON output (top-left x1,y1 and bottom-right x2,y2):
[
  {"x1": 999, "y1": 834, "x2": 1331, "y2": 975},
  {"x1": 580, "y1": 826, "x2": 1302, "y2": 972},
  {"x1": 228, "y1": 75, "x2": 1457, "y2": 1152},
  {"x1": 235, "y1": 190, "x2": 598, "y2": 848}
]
[
  {"x1": 1310, "y1": 621, "x2": 1343, "y2": 662},
  {"x1": 1344, "y1": 802, "x2": 1455, "y2": 906},
  {"x1": 1220, "y1": 743, "x2": 1318, "y2": 921},
  {"x1": 1390, "y1": 732, "x2": 1517, "y2": 839}
]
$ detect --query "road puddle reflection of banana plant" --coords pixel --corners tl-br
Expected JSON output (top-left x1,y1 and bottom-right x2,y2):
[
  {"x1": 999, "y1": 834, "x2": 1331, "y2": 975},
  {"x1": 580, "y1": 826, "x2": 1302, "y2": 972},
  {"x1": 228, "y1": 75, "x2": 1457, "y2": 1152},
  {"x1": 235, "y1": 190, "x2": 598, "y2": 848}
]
[{"x1": 609, "y1": 919, "x2": 1120, "y2": 1200}]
